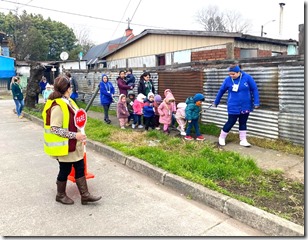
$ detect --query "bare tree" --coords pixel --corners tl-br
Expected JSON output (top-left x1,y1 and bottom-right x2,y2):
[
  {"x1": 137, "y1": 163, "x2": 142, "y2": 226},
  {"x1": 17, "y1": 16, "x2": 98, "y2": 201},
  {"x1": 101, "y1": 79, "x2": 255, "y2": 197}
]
[
  {"x1": 73, "y1": 27, "x2": 95, "y2": 54},
  {"x1": 195, "y1": 5, "x2": 251, "y2": 33}
]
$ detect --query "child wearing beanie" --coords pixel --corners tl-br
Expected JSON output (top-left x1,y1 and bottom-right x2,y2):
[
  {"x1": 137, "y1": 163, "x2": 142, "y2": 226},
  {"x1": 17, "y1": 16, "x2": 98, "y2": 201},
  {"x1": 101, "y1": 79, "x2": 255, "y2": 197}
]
[
  {"x1": 184, "y1": 93, "x2": 205, "y2": 141},
  {"x1": 153, "y1": 94, "x2": 162, "y2": 130}
]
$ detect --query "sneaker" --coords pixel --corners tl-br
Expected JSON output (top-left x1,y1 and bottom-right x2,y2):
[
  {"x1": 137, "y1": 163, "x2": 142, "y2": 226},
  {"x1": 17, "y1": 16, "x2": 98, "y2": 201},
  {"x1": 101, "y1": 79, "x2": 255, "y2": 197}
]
[
  {"x1": 218, "y1": 137, "x2": 226, "y2": 146},
  {"x1": 180, "y1": 131, "x2": 186, "y2": 136},
  {"x1": 121, "y1": 127, "x2": 125, "y2": 129},
  {"x1": 155, "y1": 127, "x2": 160, "y2": 130},
  {"x1": 196, "y1": 135, "x2": 205, "y2": 141},
  {"x1": 18, "y1": 115, "x2": 23, "y2": 119},
  {"x1": 132, "y1": 124, "x2": 136, "y2": 129},
  {"x1": 240, "y1": 139, "x2": 251, "y2": 147},
  {"x1": 184, "y1": 136, "x2": 193, "y2": 140},
  {"x1": 138, "y1": 125, "x2": 144, "y2": 129},
  {"x1": 176, "y1": 126, "x2": 182, "y2": 132}
]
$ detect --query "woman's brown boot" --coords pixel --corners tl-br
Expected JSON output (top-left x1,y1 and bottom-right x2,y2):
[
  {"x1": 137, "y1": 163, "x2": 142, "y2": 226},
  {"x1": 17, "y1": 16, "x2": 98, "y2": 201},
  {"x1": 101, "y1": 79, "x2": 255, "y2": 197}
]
[
  {"x1": 75, "y1": 176, "x2": 102, "y2": 205},
  {"x1": 56, "y1": 180, "x2": 74, "y2": 205}
]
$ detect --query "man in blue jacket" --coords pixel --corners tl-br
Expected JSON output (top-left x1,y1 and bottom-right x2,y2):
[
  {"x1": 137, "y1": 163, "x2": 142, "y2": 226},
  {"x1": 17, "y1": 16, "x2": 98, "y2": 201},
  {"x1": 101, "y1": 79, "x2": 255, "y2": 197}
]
[{"x1": 214, "y1": 64, "x2": 260, "y2": 147}]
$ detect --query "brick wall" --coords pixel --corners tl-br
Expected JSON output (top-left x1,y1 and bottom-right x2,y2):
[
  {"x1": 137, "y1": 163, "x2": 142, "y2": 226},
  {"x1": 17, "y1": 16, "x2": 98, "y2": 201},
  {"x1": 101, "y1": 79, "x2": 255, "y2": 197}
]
[
  {"x1": 192, "y1": 48, "x2": 227, "y2": 61},
  {"x1": 258, "y1": 49, "x2": 272, "y2": 57}
]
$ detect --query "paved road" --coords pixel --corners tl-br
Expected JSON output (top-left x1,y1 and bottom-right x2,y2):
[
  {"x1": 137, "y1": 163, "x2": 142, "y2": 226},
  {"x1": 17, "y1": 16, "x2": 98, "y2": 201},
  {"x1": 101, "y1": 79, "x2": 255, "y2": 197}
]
[{"x1": 0, "y1": 100, "x2": 266, "y2": 236}]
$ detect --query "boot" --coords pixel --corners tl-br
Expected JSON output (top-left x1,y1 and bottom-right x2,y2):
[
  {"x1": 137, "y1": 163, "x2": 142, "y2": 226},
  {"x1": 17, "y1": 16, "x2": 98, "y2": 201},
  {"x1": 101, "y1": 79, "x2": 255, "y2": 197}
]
[
  {"x1": 56, "y1": 180, "x2": 74, "y2": 205},
  {"x1": 239, "y1": 130, "x2": 251, "y2": 147},
  {"x1": 218, "y1": 130, "x2": 228, "y2": 146},
  {"x1": 75, "y1": 176, "x2": 102, "y2": 205}
]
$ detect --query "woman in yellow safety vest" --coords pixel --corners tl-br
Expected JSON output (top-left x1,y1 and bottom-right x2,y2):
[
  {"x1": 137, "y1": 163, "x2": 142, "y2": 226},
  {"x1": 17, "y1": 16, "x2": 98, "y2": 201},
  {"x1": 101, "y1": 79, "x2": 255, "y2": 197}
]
[{"x1": 42, "y1": 75, "x2": 101, "y2": 205}]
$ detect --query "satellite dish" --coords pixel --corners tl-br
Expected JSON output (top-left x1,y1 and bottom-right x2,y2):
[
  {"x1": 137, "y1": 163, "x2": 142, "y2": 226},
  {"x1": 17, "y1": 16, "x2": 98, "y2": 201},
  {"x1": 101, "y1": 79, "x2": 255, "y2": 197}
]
[{"x1": 60, "y1": 51, "x2": 69, "y2": 61}]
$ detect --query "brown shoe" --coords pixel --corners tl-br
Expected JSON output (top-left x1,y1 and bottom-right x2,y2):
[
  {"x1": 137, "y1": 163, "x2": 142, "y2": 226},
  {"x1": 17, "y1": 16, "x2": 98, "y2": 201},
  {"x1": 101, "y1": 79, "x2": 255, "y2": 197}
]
[{"x1": 76, "y1": 176, "x2": 102, "y2": 205}]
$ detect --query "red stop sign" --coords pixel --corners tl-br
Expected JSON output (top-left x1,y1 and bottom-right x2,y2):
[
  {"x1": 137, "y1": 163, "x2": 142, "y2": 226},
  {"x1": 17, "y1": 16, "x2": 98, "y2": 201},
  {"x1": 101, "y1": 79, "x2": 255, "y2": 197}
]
[{"x1": 74, "y1": 109, "x2": 87, "y2": 129}]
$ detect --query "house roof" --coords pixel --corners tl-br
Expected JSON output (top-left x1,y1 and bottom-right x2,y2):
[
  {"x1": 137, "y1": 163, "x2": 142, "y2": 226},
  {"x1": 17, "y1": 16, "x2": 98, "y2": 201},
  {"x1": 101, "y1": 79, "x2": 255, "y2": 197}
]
[
  {"x1": 83, "y1": 35, "x2": 132, "y2": 65},
  {"x1": 99, "y1": 29, "x2": 298, "y2": 59}
]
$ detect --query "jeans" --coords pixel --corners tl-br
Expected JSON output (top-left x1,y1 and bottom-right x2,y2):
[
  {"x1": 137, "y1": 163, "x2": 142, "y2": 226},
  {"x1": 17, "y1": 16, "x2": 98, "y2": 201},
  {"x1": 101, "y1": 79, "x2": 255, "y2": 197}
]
[
  {"x1": 222, "y1": 113, "x2": 250, "y2": 132},
  {"x1": 133, "y1": 114, "x2": 142, "y2": 125},
  {"x1": 14, "y1": 99, "x2": 24, "y2": 117},
  {"x1": 186, "y1": 119, "x2": 201, "y2": 137},
  {"x1": 57, "y1": 159, "x2": 85, "y2": 182}
]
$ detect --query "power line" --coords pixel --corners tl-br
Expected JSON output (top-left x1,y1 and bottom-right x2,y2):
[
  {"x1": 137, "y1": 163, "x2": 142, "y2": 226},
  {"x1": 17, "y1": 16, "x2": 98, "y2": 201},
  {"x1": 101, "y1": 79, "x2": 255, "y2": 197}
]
[{"x1": 1, "y1": 0, "x2": 164, "y2": 29}]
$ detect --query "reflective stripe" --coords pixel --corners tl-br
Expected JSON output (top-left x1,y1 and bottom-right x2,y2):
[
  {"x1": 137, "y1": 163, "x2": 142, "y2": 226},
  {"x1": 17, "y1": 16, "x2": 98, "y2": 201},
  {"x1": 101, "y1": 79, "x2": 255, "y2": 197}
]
[{"x1": 44, "y1": 140, "x2": 68, "y2": 147}]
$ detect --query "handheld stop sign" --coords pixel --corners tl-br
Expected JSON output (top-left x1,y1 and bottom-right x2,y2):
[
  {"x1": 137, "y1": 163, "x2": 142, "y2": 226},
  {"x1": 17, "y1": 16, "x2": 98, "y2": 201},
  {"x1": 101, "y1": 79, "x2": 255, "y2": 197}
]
[{"x1": 74, "y1": 109, "x2": 87, "y2": 133}]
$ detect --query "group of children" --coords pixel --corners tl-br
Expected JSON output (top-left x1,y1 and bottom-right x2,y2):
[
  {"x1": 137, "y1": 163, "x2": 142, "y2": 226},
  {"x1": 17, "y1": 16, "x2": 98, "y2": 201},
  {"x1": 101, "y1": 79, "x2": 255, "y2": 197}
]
[{"x1": 116, "y1": 88, "x2": 206, "y2": 141}]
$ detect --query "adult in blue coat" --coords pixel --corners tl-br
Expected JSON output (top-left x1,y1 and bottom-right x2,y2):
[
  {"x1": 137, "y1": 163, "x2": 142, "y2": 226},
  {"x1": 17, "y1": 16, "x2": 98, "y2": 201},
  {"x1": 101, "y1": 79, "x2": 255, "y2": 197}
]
[
  {"x1": 99, "y1": 74, "x2": 115, "y2": 124},
  {"x1": 214, "y1": 64, "x2": 260, "y2": 147}
]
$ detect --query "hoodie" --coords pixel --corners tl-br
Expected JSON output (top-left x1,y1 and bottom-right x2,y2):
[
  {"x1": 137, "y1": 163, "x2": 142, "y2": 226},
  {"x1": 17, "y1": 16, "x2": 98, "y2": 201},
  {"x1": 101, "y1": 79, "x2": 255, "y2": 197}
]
[
  {"x1": 99, "y1": 74, "x2": 115, "y2": 105},
  {"x1": 158, "y1": 92, "x2": 175, "y2": 125},
  {"x1": 133, "y1": 93, "x2": 146, "y2": 115},
  {"x1": 117, "y1": 94, "x2": 129, "y2": 118},
  {"x1": 143, "y1": 92, "x2": 155, "y2": 118}
]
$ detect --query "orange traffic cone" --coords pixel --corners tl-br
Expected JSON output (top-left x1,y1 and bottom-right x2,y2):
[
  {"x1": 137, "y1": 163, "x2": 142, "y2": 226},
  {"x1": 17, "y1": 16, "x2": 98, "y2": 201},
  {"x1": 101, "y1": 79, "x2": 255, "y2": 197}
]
[{"x1": 68, "y1": 142, "x2": 95, "y2": 182}]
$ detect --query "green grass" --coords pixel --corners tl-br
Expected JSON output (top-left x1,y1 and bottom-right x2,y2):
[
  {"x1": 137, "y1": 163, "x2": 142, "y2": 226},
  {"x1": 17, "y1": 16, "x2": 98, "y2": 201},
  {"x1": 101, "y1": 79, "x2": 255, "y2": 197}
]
[{"x1": 23, "y1": 101, "x2": 304, "y2": 225}]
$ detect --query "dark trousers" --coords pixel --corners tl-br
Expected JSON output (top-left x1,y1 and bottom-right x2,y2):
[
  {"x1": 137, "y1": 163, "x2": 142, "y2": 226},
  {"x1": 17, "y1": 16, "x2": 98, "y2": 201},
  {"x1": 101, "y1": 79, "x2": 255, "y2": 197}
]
[
  {"x1": 223, "y1": 113, "x2": 250, "y2": 132},
  {"x1": 57, "y1": 159, "x2": 84, "y2": 182},
  {"x1": 186, "y1": 119, "x2": 201, "y2": 137},
  {"x1": 144, "y1": 116, "x2": 155, "y2": 130},
  {"x1": 153, "y1": 115, "x2": 160, "y2": 127},
  {"x1": 102, "y1": 104, "x2": 111, "y2": 120},
  {"x1": 128, "y1": 112, "x2": 134, "y2": 122}
]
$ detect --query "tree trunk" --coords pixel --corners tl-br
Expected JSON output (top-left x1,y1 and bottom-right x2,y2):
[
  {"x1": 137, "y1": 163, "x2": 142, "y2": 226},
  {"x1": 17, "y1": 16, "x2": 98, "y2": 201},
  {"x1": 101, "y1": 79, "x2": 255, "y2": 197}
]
[{"x1": 25, "y1": 63, "x2": 45, "y2": 108}]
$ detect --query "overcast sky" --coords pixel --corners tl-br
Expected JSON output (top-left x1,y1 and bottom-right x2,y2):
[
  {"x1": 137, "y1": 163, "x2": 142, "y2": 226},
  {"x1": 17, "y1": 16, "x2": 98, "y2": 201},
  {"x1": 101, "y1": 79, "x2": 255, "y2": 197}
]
[{"x1": 0, "y1": 0, "x2": 305, "y2": 45}]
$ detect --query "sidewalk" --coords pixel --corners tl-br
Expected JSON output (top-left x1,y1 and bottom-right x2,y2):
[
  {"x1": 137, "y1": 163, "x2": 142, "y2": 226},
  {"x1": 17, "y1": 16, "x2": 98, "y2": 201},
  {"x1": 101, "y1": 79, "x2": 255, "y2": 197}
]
[{"x1": 87, "y1": 110, "x2": 304, "y2": 184}]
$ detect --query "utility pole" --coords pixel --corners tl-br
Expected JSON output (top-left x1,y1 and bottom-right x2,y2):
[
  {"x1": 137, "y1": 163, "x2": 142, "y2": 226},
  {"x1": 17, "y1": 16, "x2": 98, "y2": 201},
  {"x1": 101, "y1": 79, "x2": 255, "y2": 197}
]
[
  {"x1": 279, "y1": 3, "x2": 286, "y2": 36},
  {"x1": 261, "y1": 20, "x2": 276, "y2": 37}
]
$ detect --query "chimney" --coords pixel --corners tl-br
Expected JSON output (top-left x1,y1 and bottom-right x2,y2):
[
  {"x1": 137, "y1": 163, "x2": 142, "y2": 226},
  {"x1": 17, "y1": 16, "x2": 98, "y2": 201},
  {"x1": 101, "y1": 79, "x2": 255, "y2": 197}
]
[
  {"x1": 279, "y1": 3, "x2": 285, "y2": 36},
  {"x1": 125, "y1": 28, "x2": 133, "y2": 37}
]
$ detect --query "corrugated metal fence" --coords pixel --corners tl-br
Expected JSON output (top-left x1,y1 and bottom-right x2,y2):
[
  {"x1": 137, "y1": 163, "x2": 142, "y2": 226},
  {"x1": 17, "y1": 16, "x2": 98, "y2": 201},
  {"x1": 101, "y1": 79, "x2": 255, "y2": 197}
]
[{"x1": 74, "y1": 64, "x2": 304, "y2": 146}]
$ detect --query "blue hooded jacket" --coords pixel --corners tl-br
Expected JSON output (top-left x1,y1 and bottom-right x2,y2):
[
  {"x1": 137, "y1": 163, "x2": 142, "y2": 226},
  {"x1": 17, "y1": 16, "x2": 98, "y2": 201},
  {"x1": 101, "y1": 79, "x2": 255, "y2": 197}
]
[
  {"x1": 214, "y1": 71, "x2": 260, "y2": 114},
  {"x1": 185, "y1": 93, "x2": 204, "y2": 120},
  {"x1": 99, "y1": 74, "x2": 115, "y2": 105}
]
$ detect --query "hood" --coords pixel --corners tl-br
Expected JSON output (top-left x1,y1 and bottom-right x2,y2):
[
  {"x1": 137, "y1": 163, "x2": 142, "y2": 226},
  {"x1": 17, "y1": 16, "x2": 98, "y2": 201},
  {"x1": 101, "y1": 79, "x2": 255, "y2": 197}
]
[
  {"x1": 147, "y1": 92, "x2": 155, "y2": 99},
  {"x1": 118, "y1": 94, "x2": 126, "y2": 103},
  {"x1": 154, "y1": 94, "x2": 162, "y2": 102},
  {"x1": 127, "y1": 90, "x2": 135, "y2": 97},
  {"x1": 136, "y1": 93, "x2": 146, "y2": 102},
  {"x1": 177, "y1": 102, "x2": 186, "y2": 109},
  {"x1": 165, "y1": 92, "x2": 175, "y2": 103},
  {"x1": 164, "y1": 89, "x2": 172, "y2": 97},
  {"x1": 102, "y1": 74, "x2": 109, "y2": 81}
]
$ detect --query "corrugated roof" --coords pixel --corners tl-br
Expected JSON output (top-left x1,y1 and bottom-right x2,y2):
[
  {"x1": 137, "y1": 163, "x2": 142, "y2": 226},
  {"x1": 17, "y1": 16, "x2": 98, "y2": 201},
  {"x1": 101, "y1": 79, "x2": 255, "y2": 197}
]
[{"x1": 83, "y1": 35, "x2": 131, "y2": 64}]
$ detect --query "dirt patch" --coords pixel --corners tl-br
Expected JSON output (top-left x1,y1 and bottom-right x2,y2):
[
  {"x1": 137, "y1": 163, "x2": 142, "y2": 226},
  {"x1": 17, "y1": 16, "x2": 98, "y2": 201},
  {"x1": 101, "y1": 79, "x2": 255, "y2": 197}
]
[{"x1": 217, "y1": 173, "x2": 304, "y2": 226}]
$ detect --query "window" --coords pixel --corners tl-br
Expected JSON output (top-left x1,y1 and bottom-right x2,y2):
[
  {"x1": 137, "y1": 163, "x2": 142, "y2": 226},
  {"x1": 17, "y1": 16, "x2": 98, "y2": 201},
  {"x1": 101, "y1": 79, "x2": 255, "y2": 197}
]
[
  {"x1": 156, "y1": 54, "x2": 165, "y2": 66},
  {"x1": 240, "y1": 49, "x2": 257, "y2": 58}
]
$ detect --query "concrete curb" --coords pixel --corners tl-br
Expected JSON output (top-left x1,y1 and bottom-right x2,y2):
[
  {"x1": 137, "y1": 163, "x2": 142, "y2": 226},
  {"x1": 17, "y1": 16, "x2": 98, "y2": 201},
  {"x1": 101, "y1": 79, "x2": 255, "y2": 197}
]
[{"x1": 25, "y1": 113, "x2": 304, "y2": 236}]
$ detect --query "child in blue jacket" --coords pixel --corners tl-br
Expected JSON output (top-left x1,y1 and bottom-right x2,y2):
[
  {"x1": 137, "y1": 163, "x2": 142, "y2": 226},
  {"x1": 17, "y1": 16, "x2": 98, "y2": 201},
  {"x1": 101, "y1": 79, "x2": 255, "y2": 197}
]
[{"x1": 184, "y1": 93, "x2": 205, "y2": 141}]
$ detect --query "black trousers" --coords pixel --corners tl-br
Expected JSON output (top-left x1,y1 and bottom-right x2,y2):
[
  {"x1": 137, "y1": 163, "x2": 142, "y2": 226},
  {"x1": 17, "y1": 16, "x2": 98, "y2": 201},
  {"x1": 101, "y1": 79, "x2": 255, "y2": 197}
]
[
  {"x1": 57, "y1": 159, "x2": 84, "y2": 182},
  {"x1": 144, "y1": 116, "x2": 155, "y2": 130}
]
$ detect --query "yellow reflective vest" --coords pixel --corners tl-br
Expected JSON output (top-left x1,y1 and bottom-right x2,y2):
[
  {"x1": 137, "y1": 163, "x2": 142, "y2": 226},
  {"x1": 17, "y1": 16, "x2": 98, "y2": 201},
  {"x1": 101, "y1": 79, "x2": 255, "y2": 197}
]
[{"x1": 42, "y1": 98, "x2": 79, "y2": 156}]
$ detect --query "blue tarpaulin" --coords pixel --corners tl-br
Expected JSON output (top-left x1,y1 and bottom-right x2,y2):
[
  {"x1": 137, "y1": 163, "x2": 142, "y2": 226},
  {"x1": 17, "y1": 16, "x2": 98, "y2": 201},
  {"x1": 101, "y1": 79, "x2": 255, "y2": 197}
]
[{"x1": 0, "y1": 55, "x2": 15, "y2": 78}]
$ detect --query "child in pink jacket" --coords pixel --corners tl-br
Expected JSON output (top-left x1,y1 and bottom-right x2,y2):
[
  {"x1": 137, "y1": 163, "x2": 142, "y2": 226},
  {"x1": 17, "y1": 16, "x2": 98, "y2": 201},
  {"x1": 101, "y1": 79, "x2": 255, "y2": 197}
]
[
  {"x1": 175, "y1": 102, "x2": 187, "y2": 136},
  {"x1": 132, "y1": 93, "x2": 146, "y2": 129},
  {"x1": 158, "y1": 92, "x2": 175, "y2": 134}
]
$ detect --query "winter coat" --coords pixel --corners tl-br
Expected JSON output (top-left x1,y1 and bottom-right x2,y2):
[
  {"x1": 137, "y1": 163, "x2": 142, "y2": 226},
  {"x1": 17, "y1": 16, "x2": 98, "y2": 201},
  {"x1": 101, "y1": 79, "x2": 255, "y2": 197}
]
[
  {"x1": 175, "y1": 102, "x2": 186, "y2": 120},
  {"x1": 164, "y1": 89, "x2": 176, "y2": 113},
  {"x1": 11, "y1": 82, "x2": 23, "y2": 100},
  {"x1": 158, "y1": 92, "x2": 175, "y2": 125},
  {"x1": 214, "y1": 71, "x2": 260, "y2": 114},
  {"x1": 143, "y1": 92, "x2": 155, "y2": 118},
  {"x1": 138, "y1": 79, "x2": 155, "y2": 96},
  {"x1": 117, "y1": 94, "x2": 130, "y2": 118},
  {"x1": 117, "y1": 76, "x2": 131, "y2": 96},
  {"x1": 99, "y1": 78, "x2": 115, "y2": 105},
  {"x1": 126, "y1": 73, "x2": 136, "y2": 86},
  {"x1": 126, "y1": 90, "x2": 135, "y2": 113},
  {"x1": 133, "y1": 93, "x2": 146, "y2": 115},
  {"x1": 185, "y1": 97, "x2": 201, "y2": 121}
]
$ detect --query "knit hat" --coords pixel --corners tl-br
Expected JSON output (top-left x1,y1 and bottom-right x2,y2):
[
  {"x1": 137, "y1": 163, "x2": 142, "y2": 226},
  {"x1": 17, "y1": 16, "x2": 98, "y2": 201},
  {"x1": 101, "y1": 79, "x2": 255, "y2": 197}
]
[
  {"x1": 193, "y1": 93, "x2": 205, "y2": 103},
  {"x1": 177, "y1": 102, "x2": 187, "y2": 109},
  {"x1": 46, "y1": 83, "x2": 51, "y2": 88},
  {"x1": 147, "y1": 92, "x2": 154, "y2": 99},
  {"x1": 154, "y1": 94, "x2": 162, "y2": 102},
  {"x1": 228, "y1": 65, "x2": 240, "y2": 73}
]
